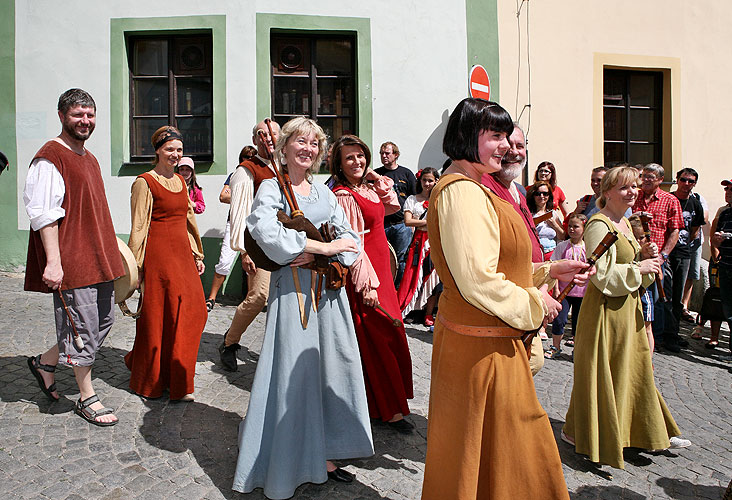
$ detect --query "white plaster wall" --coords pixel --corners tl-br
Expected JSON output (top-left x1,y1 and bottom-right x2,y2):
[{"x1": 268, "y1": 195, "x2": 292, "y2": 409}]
[
  {"x1": 497, "y1": 0, "x2": 732, "y2": 223},
  {"x1": 15, "y1": 1, "x2": 469, "y2": 239}
]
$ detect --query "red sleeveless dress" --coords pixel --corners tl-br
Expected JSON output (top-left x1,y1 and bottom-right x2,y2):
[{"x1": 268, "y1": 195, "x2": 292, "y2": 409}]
[
  {"x1": 124, "y1": 173, "x2": 207, "y2": 399},
  {"x1": 334, "y1": 186, "x2": 414, "y2": 421}
]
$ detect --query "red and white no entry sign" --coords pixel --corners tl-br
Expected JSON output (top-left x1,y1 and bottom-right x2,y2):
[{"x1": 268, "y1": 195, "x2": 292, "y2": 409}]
[{"x1": 469, "y1": 65, "x2": 491, "y2": 100}]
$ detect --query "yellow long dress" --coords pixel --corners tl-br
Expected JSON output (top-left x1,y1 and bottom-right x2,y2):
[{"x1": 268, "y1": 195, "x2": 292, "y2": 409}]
[{"x1": 563, "y1": 213, "x2": 681, "y2": 469}]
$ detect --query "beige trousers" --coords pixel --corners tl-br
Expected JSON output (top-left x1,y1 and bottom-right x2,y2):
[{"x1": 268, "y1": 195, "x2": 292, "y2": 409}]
[{"x1": 224, "y1": 268, "x2": 270, "y2": 346}]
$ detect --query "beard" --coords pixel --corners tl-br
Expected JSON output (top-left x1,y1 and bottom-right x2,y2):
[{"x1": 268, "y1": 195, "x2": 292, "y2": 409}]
[
  {"x1": 497, "y1": 159, "x2": 525, "y2": 183},
  {"x1": 62, "y1": 120, "x2": 94, "y2": 141}
]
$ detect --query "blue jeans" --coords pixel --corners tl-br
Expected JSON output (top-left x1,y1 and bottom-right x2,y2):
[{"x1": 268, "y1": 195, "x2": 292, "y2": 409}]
[
  {"x1": 551, "y1": 296, "x2": 583, "y2": 337},
  {"x1": 384, "y1": 222, "x2": 412, "y2": 288}
]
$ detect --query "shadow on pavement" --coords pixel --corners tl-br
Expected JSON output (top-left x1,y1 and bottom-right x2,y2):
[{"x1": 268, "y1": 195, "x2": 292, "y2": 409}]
[
  {"x1": 656, "y1": 477, "x2": 726, "y2": 499},
  {"x1": 139, "y1": 398, "x2": 241, "y2": 498},
  {"x1": 404, "y1": 325, "x2": 433, "y2": 345},
  {"x1": 549, "y1": 417, "x2": 614, "y2": 481},
  {"x1": 571, "y1": 485, "x2": 646, "y2": 499},
  {"x1": 197, "y1": 330, "x2": 258, "y2": 394}
]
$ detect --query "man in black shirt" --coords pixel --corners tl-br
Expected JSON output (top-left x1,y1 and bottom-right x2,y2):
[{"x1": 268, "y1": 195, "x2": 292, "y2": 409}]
[
  {"x1": 375, "y1": 141, "x2": 417, "y2": 287},
  {"x1": 711, "y1": 179, "x2": 732, "y2": 356},
  {"x1": 665, "y1": 168, "x2": 706, "y2": 345}
]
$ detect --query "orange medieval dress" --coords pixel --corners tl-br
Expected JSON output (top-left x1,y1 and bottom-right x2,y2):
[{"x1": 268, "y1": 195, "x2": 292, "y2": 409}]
[
  {"x1": 421, "y1": 174, "x2": 569, "y2": 500},
  {"x1": 125, "y1": 172, "x2": 207, "y2": 399}
]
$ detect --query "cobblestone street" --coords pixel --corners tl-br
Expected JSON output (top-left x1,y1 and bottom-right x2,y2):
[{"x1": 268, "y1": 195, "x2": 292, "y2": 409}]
[{"x1": 0, "y1": 272, "x2": 730, "y2": 499}]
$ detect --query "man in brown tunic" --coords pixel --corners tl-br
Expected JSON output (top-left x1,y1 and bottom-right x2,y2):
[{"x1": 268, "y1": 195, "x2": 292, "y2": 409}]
[
  {"x1": 24, "y1": 89, "x2": 123, "y2": 426},
  {"x1": 218, "y1": 119, "x2": 280, "y2": 371}
]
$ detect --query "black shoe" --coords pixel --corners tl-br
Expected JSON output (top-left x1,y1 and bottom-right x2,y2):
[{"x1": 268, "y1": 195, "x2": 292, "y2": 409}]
[
  {"x1": 327, "y1": 467, "x2": 354, "y2": 483},
  {"x1": 663, "y1": 342, "x2": 681, "y2": 353},
  {"x1": 677, "y1": 339, "x2": 689, "y2": 347},
  {"x1": 387, "y1": 418, "x2": 415, "y2": 434},
  {"x1": 218, "y1": 341, "x2": 241, "y2": 372}
]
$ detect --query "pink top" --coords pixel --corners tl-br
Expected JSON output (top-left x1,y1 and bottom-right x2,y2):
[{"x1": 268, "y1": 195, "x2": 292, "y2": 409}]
[
  {"x1": 188, "y1": 185, "x2": 205, "y2": 214},
  {"x1": 334, "y1": 176, "x2": 400, "y2": 293},
  {"x1": 551, "y1": 239, "x2": 587, "y2": 297}
]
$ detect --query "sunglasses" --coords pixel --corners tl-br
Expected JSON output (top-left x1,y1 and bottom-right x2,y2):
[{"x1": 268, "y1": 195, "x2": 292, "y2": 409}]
[
  {"x1": 678, "y1": 177, "x2": 697, "y2": 184},
  {"x1": 534, "y1": 192, "x2": 550, "y2": 197}
]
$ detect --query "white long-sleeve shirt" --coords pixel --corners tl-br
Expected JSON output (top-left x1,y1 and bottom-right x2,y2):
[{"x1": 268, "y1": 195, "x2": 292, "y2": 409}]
[
  {"x1": 23, "y1": 158, "x2": 66, "y2": 231},
  {"x1": 229, "y1": 155, "x2": 275, "y2": 253}
]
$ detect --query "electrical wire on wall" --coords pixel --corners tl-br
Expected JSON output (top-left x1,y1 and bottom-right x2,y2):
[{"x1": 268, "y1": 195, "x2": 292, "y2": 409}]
[{"x1": 515, "y1": 0, "x2": 532, "y2": 183}]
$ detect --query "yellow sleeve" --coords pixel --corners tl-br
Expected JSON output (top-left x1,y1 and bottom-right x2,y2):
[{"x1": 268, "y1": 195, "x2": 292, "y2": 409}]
[
  {"x1": 186, "y1": 198, "x2": 204, "y2": 260},
  {"x1": 128, "y1": 178, "x2": 152, "y2": 272},
  {"x1": 438, "y1": 180, "x2": 547, "y2": 331},
  {"x1": 585, "y1": 217, "x2": 643, "y2": 297}
]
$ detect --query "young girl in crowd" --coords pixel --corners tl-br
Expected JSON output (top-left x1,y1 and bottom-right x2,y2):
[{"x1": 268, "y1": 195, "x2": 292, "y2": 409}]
[
  {"x1": 398, "y1": 167, "x2": 441, "y2": 326},
  {"x1": 177, "y1": 156, "x2": 205, "y2": 214},
  {"x1": 628, "y1": 214, "x2": 656, "y2": 356},
  {"x1": 546, "y1": 213, "x2": 588, "y2": 359}
]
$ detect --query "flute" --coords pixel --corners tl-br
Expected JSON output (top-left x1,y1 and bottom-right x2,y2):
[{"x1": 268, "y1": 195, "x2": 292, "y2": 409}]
[
  {"x1": 520, "y1": 231, "x2": 619, "y2": 358},
  {"x1": 638, "y1": 212, "x2": 667, "y2": 302}
]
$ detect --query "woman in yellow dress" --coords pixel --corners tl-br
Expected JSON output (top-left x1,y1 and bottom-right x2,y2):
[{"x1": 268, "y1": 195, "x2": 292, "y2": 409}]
[
  {"x1": 563, "y1": 166, "x2": 691, "y2": 469},
  {"x1": 421, "y1": 98, "x2": 590, "y2": 500}
]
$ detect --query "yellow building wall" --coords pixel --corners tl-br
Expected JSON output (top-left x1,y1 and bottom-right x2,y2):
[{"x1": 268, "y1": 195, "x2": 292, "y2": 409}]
[{"x1": 497, "y1": 0, "x2": 731, "y2": 229}]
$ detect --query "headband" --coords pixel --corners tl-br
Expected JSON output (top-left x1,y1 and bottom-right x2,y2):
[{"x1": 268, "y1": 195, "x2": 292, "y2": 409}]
[{"x1": 153, "y1": 130, "x2": 184, "y2": 151}]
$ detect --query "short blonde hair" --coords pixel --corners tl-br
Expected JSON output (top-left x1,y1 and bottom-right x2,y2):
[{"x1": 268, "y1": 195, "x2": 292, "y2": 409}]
[
  {"x1": 275, "y1": 117, "x2": 327, "y2": 180},
  {"x1": 597, "y1": 166, "x2": 640, "y2": 209}
]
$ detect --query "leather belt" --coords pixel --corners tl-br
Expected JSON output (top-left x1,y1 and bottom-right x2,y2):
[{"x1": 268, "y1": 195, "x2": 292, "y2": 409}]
[{"x1": 437, "y1": 314, "x2": 521, "y2": 338}]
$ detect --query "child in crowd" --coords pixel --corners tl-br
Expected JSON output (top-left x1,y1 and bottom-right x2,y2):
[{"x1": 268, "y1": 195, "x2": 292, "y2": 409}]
[
  {"x1": 546, "y1": 213, "x2": 588, "y2": 359},
  {"x1": 177, "y1": 157, "x2": 205, "y2": 214},
  {"x1": 398, "y1": 167, "x2": 441, "y2": 327},
  {"x1": 628, "y1": 214, "x2": 655, "y2": 356}
]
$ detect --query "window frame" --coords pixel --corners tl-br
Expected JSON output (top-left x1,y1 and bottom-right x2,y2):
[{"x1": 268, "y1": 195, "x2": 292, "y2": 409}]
[
  {"x1": 256, "y1": 13, "x2": 373, "y2": 157},
  {"x1": 110, "y1": 15, "x2": 226, "y2": 176},
  {"x1": 127, "y1": 34, "x2": 214, "y2": 163},
  {"x1": 603, "y1": 69, "x2": 663, "y2": 167},
  {"x1": 593, "y1": 54, "x2": 680, "y2": 180},
  {"x1": 269, "y1": 33, "x2": 358, "y2": 143}
]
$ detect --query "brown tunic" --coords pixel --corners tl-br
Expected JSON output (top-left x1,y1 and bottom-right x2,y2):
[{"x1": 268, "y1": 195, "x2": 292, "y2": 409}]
[
  {"x1": 25, "y1": 141, "x2": 123, "y2": 292},
  {"x1": 242, "y1": 156, "x2": 276, "y2": 192},
  {"x1": 421, "y1": 174, "x2": 569, "y2": 500}
]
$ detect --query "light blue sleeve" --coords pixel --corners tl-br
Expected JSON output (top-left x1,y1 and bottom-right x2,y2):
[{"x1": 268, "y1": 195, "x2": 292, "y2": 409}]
[
  {"x1": 246, "y1": 179, "x2": 307, "y2": 265},
  {"x1": 321, "y1": 185, "x2": 362, "y2": 267}
]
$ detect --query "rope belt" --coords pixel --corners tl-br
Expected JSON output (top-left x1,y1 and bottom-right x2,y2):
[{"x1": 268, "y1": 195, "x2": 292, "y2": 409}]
[{"x1": 291, "y1": 267, "x2": 319, "y2": 329}]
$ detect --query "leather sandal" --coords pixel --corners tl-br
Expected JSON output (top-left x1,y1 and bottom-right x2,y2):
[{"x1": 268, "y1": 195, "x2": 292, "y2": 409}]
[
  {"x1": 74, "y1": 394, "x2": 118, "y2": 427},
  {"x1": 27, "y1": 355, "x2": 59, "y2": 401}
]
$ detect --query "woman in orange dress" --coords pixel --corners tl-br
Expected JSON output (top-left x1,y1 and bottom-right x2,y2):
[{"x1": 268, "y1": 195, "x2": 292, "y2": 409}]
[
  {"x1": 126, "y1": 126, "x2": 207, "y2": 401},
  {"x1": 421, "y1": 98, "x2": 590, "y2": 500}
]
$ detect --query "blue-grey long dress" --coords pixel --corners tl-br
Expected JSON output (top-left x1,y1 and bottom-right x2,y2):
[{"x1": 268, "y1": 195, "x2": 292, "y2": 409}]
[{"x1": 232, "y1": 179, "x2": 374, "y2": 499}]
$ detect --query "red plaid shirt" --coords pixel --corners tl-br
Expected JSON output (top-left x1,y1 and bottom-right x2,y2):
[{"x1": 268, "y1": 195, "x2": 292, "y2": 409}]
[{"x1": 633, "y1": 189, "x2": 684, "y2": 249}]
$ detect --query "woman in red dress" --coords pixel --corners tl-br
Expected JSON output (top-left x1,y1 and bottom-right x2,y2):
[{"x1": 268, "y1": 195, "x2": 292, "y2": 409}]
[
  {"x1": 126, "y1": 126, "x2": 207, "y2": 401},
  {"x1": 330, "y1": 135, "x2": 415, "y2": 434}
]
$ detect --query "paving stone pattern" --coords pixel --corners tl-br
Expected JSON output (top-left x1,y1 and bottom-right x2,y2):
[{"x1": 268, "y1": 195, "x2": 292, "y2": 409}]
[{"x1": 0, "y1": 272, "x2": 730, "y2": 499}]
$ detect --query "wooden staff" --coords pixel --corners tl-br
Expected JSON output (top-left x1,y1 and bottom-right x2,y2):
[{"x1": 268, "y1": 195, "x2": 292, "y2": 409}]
[
  {"x1": 57, "y1": 290, "x2": 85, "y2": 350},
  {"x1": 533, "y1": 212, "x2": 553, "y2": 225},
  {"x1": 259, "y1": 119, "x2": 301, "y2": 217},
  {"x1": 638, "y1": 212, "x2": 667, "y2": 302},
  {"x1": 375, "y1": 304, "x2": 403, "y2": 328},
  {"x1": 520, "y1": 231, "x2": 619, "y2": 358}
]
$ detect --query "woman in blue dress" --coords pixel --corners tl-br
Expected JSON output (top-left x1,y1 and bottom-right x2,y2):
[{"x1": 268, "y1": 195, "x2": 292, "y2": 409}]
[{"x1": 232, "y1": 117, "x2": 374, "y2": 499}]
